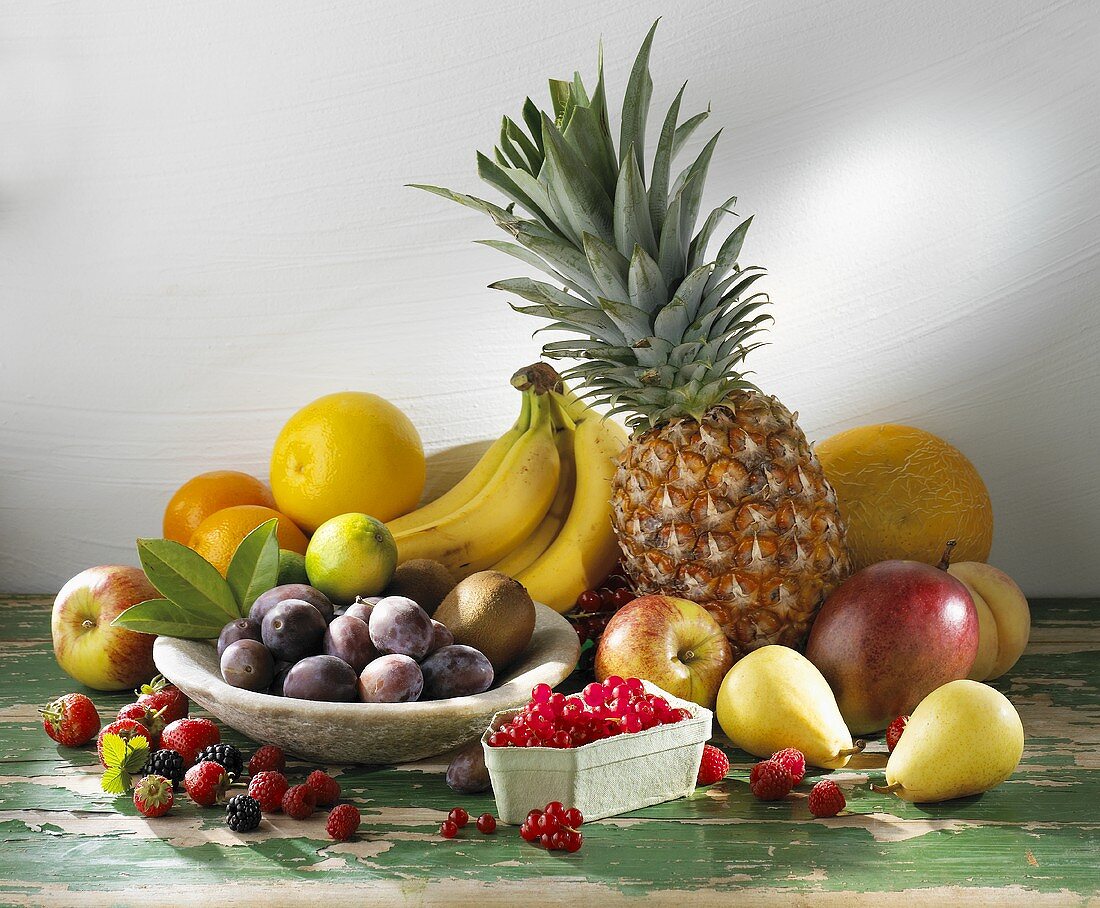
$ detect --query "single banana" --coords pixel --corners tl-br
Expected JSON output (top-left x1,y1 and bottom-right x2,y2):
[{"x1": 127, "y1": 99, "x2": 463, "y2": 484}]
[
  {"x1": 392, "y1": 391, "x2": 561, "y2": 578},
  {"x1": 489, "y1": 396, "x2": 577, "y2": 578},
  {"x1": 386, "y1": 391, "x2": 531, "y2": 537},
  {"x1": 517, "y1": 392, "x2": 628, "y2": 611}
]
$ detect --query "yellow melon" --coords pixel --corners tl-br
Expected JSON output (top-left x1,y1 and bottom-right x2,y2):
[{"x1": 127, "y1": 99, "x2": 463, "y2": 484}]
[{"x1": 816, "y1": 424, "x2": 992, "y2": 571}]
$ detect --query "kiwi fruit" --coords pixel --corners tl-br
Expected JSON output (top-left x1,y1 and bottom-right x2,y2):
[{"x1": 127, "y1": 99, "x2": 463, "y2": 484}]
[
  {"x1": 383, "y1": 559, "x2": 457, "y2": 616},
  {"x1": 433, "y1": 571, "x2": 535, "y2": 672}
]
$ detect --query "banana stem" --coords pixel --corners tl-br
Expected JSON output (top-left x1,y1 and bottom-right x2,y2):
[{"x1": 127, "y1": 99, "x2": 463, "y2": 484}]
[
  {"x1": 838, "y1": 740, "x2": 867, "y2": 757},
  {"x1": 871, "y1": 782, "x2": 902, "y2": 794},
  {"x1": 511, "y1": 362, "x2": 562, "y2": 394}
]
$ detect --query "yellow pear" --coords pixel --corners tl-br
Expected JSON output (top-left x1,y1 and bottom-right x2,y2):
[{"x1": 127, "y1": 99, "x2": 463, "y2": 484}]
[
  {"x1": 716, "y1": 645, "x2": 864, "y2": 769},
  {"x1": 878, "y1": 679, "x2": 1024, "y2": 803}
]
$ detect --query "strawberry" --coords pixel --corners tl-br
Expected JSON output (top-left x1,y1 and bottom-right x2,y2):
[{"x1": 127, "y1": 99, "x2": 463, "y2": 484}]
[
  {"x1": 41, "y1": 694, "x2": 100, "y2": 747},
  {"x1": 886, "y1": 715, "x2": 909, "y2": 752},
  {"x1": 248, "y1": 744, "x2": 286, "y2": 776},
  {"x1": 281, "y1": 784, "x2": 316, "y2": 820},
  {"x1": 306, "y1": 770, "x2": 340, "y2": 807},
  {"x1": 326, "y1": 804, "x2": 360, "y2": 841},
  {"x1": 161, "y1": 717, "x2": 220, "y2": 767},
  {"x1": 133, "y1": 774, "x2": 174, "y2": 817},
  {"x1": 248, "y1": 771, "x2": 289, "y2": 812},
  {"x1": 770, "y1": 748, "x2": 806, "y2": 785},
  {"x1": 749, "y1": 759, "x2": 793, "y2": 801},
  {"x1": 136, "y1": 675, "x2": 188, "y2": 725},
  {"x1": 117, "y1": 702, "x2": 166, "y2": 746},
  {"x1": 696, "y1": 744, "x2": 729, "y2": 786},
  {"x1": 184, "y1": 760, "x2": 230, "y2": 807},
  {"x1": 808, "y1": 779, "x2": 846, "y2": 817},
  {"x1": 97, "y1": 720, "x2": 155, "y2": 767}
]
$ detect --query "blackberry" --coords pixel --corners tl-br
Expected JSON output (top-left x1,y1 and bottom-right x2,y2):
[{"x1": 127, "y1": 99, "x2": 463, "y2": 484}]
[
  {"x1": 142, "y1": 749, "x2": 185, "y2": 789},
  {"x1": 196, "y1": 743, "x2": 243, "y2": 779},
  {"x1": 225, "y1": 794, "x2": 261, "y2": 832}
]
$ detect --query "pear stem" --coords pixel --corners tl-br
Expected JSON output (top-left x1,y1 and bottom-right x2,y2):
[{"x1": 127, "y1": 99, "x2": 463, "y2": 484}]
[
  {"x1": 838, "y1": 740, "x2": 866, "y2": 758},
  {"x1": 937, "y1": 540, "x2": 958, "y2": 570},
  {"x1": 872, "y1": 782, "x2": 902, "y2": 794}
]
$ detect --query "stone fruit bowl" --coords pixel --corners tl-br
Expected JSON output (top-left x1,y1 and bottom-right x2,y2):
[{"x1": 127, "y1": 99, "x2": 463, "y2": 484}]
[{"x1": 153, "y1": 603, "x2": 580, "y2": 765}]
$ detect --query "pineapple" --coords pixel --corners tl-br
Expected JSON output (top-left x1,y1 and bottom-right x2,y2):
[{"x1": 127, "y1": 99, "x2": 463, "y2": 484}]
[{"x1": 415, "y1": 22, "x2": 849, "y2": 657}]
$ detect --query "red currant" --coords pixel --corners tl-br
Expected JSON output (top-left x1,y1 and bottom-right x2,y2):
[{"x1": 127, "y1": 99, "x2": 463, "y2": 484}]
[
  {"x1": 582, "y1": 682, "x2": 606, "y2": 707},
  {"x1": 604, "y1": 675, "x2": 625, "y2": 692},
  {"x1": 519, "y1": 822, "x2": 538, "y2": 842},
  {"x1": 476, "y1": 813, "x2": 496, "y2": 834},
  {"x1": 577, "y1": 590, "x2": 602, "y2": 610},
  {"x1": 612, "y1": 588, "x2": 635, "y2": 608},
  {"x1": 625, "y1": 677, "x2": 644, "y2": 694},
  {"x1": 563, "y1": 807, "x2": 584, "y2": 828},
  {"x1": 488, "y1": 731, "x2": 508, "y2": 747},
  {"x1": 532, "y1": 683, "x2": 552, "y2": 704},
  {"x1": 448, "y1": 807, "x2": 469, "y2": 828},
  {"x1": 544, "y1": 801, "x2": 565, "y2": 819},
  {"x1": 624, "y1": 713, "x2": 643, "y2": 733},
  {"x1": 440, "y1": 820, "x2": 458, "y2": 839},
  {"x1": 540, "y1": 832, "x2": 554, "y2": 849},
  {"x1": 562, "y1": 830, "x2": 583, "y2": 852},
  {"x1": 526, "y1": 808, "x2": 543, "y2": 825}
]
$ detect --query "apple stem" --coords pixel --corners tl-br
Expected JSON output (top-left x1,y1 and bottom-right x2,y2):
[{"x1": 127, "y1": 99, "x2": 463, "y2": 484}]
[
  {"x1": 871, "y1": 782, "x2": 902, "y2": 794},
  {"x1": 838, "y1": 740, "x2": 867, "y2": 757},
  {"x1": 937, "y1": 540, "x2": 958, "y2": 571}
]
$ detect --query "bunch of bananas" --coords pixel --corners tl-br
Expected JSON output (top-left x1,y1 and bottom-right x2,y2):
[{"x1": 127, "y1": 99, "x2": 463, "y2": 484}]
[{"x1": 386, "y1": 364, "x2": 627, "y2": 612}]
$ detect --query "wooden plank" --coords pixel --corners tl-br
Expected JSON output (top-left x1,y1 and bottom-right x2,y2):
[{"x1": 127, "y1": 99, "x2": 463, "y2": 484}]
[{"x1": 0, "y1": 597, "x2": 1097, "y2": 905}]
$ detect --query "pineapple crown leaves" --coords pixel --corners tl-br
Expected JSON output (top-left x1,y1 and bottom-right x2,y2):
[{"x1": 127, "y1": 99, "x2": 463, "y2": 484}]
[
  {"x1": 411, "y1": 20, "x2": 772, "y2": 432},
  {"x1": 101, "y1": 732, "x2": 150, "y2": 795}
]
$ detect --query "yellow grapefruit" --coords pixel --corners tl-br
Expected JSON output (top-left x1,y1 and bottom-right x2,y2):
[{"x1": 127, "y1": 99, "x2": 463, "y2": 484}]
[
  {"x1": 270, "y1": 392, "x2": 425, "y2": 534},
  {"x1": 816, "y1": 424, "x2": 992, "y2": 571}
]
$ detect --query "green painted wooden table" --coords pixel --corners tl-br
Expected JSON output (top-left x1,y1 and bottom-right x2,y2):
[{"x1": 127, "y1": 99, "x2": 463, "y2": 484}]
[{"x1": 1, "y1": 596, "x2": 1097, "y2": 906}]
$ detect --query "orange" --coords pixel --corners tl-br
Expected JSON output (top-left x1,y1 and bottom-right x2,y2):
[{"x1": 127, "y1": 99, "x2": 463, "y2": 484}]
[
  {"x1": 188, "y1": 504, "x2": 309, "y2": 576},
  {"x1": 816, "y1": 424, "x2": 993, "y2": 571},
  {"x1": 163, "y1": 471, "x2": 277, "y2": 544},
  {"x1": 270, "y1": 391, "x2": 425, "y2": 534}
]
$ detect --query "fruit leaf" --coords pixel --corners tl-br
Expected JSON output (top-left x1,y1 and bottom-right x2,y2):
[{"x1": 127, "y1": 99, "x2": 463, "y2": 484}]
[
  {"x1": 100, "y1": 732, "x2": 126, "y2": 768},
  {"x1": 225, "y1": 518, "x2": 279, "y2": 617},
  {"x1": 137, "y1": 538, "x2": 239, "y2": 622},
  {"x1": 101, "y1": 766, "x2": 126, "y2": 795},
  {"x1": 122, "y1": 738, "x2": 150, "y2": 773},
  {"x1": 112, "y1": 599, "x2": 228, "y2": 640},
  {"x1": 100, "y1": 735, "x2": 149, "y2": 794}
]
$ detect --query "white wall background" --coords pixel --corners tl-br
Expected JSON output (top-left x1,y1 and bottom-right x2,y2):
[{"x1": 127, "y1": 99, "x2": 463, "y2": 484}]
[{"x1": 2, "y1": 1, "x2": 1097, "y2": 595}]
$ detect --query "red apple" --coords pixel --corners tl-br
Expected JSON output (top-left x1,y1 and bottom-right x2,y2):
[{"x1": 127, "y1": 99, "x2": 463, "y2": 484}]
[
  {"x1": 804, "y1": 559, "x2": 978, "y2": 734},
  {"x1": 594, "y1": 595, "x2": 733, "y2": 709},
  {"x1": 52, "y1": 566, "x2": 159, "y2": 691}
]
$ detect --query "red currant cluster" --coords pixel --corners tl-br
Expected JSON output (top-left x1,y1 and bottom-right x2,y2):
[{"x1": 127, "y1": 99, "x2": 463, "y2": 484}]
[
  {"x1": 487, "y1": 678, "x2": 692, "y2": 749},
  {"x1": 439, "y1": 806, "x2": 496, "y2": 838},
  {"x1": 567, "y1": 569, "x2": 635, "y2": 646},
  {"x1": 519, "y1": 801, "x2": 584, "y2": 852}
]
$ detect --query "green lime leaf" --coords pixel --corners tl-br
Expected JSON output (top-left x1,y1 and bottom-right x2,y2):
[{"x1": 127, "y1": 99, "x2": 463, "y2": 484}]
[
  {"x1": 225, "y1": 518, "x2": 280, "y2": 618},
  {"x1": 101, "y1": 766, "x2": 126, "y2": 795},
  {"x1": 137, "y1": 538, "x2": 238, "y2": 621},
  {"x1": 112, "y1": 599, "x2": 227, "y2": 640},
  {"x1": 122, "y1": 737, "x2": 150, "y2": 773},
  {"x1": 100, "y1": 732, "x2": 126, "y2": 769}
]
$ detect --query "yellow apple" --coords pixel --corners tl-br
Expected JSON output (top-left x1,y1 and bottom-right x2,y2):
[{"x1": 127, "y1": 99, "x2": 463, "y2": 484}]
[
  {"x1": 52, "y1": 565, "x2": 158, "y2": 690},
  {"x1": 947, "y1": 561, "x2": 1030, "y2": 680}
]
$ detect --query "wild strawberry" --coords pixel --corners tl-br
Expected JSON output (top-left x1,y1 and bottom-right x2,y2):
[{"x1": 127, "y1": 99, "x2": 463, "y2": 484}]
[
  {"x1": 136, "y1": 676, "x2": 189, "y2": 724},
  {"x1": 808, "y1": 779, "x2": 846, "y2": 817},
  {"x1": 97, "y1": 720, "x2": 155, "y2": 767},
  {"x1": 886, "y1": 715, "x2": 909, "y2": 752},
  {"x1": 161, "y1": 717, "x2": 220, "y2": 767},
  {"x1": 282, "y1": 784, "x2": 316, "y2": 820},
  {"x1": 117, "y1": 702, "x2": 166, "y2": 746},
  {"x1": 183, "y1": 760, "x2": 230, "y2": 807},
  {"x1": 248, "y1": 744, "x2": 286, "y2": 776},
  {"x1": 306, "y1": 770, "x2": 340, "y2": 807},
  {"x1": 41, "y1": 694, "x2": 100, "y2": 747},
  {"x1": 248, "y1": 771, "x2": 289, "y2": 812},
  {"x1": 133, "y1": 774, "x2": 174, "y2": 817},
  {"x1": 749, "y1": 759, "x2": 793, "y2": 801},
  {"x1": 770, "y1": 748, "x2": 806, "y2": 785},
  {"x1": 326, "y1": 804, "x2": 361, "y2": 841},
  {"x1": 696, "y1": 744, "x2": 729, "y2": 786}
]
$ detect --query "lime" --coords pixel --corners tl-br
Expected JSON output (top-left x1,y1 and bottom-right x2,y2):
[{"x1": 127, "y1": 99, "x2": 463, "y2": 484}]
[
  {"x1": 305, "y1": 513, "x2": 397, "y2": 603},
  {"x1": 277, "y1": 549, "x2": 309, "y2": 585}
]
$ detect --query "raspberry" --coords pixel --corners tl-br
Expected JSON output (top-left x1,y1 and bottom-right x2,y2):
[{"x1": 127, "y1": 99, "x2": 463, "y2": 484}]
[
  {"x1": 183, "y1": 760, "x2": 230, "y2": 807},
  {"x1": 248, "y1": 744, "x2": 286, "y2": 776},
  {"x1": 133, "y1": 774, "x2": 174, "y2": 818},
  {"x1": 247, "y1": 771, "x2": 289, "y2": 812},
  {"x1": 326, "y1": 804, "x2": 361, "y2": 841},
  {"x1": 306, "y1": 770, "x2": 340, "y2": 807},
  {"x1": 696, "y1": 744, "x2": 729, "y2": 786},
  {"x1": 749, "y1": 759, "x2": 793, "y2": 801},
  {"x1": 196, "y1": 743, "x2": 243, "y2": 779},
  {"x1": 142, "y1": 749, "x2": 185, "y2": 790},
  {"x1": 225, "y1": 794, "x2": 262, "y2": 832},
  {"x1": 886, "y1": 715, "x2": 909, "y2": 752},
  {"x1": 808, "y1": 779, "x2": 846, "y2": 817},
  {"x1": 770, "y1": 748, "x2": 806, "y2": 785},
  {"x1": 282, "y1": 784, "x2": 316, "y2": 820}
]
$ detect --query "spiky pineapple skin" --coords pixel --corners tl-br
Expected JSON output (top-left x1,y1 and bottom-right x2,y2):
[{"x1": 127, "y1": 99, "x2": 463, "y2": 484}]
[{"x1": 611, "y1": 390, "x2": 850, "y2": 658}]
